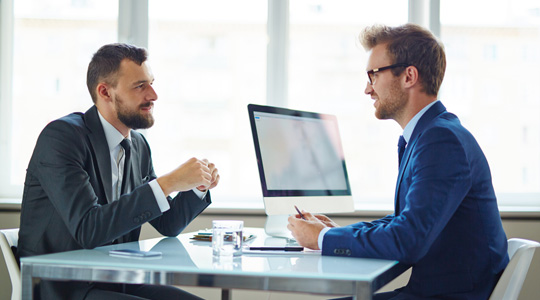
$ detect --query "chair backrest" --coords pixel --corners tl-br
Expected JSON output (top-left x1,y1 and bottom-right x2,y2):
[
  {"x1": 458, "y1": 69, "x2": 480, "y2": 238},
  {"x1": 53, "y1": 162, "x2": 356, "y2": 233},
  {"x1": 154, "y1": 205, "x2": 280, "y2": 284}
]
[
  {"x1": 489, "y1": 238, "x2": 540, "y2": 300},
  {"x1": 0, "y1": 228, "x2": 20, "y2": 300}
]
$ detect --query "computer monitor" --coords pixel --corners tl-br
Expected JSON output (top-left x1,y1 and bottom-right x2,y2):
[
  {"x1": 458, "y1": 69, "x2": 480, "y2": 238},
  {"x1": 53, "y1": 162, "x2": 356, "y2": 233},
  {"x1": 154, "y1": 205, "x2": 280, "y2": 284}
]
[{"x1": 248, "y1": 104, "x2": 355, "y2": 237}]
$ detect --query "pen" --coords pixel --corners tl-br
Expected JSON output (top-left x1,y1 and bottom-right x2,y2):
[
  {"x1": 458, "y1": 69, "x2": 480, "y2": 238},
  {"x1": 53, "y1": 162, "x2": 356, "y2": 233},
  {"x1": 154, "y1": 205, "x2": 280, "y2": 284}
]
[
  {"x1": 294, "y1": 205, "x2": 306, "y2": 220},
  {"x1": 249, "y1": 247, "x2": 304, "y2": 251}
]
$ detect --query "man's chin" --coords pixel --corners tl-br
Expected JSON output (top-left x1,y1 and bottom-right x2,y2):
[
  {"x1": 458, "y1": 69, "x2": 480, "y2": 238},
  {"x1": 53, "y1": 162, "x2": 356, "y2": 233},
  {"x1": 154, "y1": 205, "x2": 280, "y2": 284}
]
[
  {"x1": 374, "y1": 110, "x2": 386, "y2": 120},
  {"x1": 119, "y1": 116, "x2": 154, "y2": 130},
  {"x1": 138, "y1": 118, "x2": 154, "y2": 130}
]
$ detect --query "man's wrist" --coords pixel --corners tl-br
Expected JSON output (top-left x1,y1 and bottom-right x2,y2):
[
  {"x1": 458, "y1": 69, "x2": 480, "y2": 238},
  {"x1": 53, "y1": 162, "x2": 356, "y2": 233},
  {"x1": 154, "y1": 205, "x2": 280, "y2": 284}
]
[
  {"x1": 192, "y1": 188, "x2": 207, "y2": 200},
  {"x1": 318, "y1": 227, "x2": 331, "y2": 250},
  {"x1": 149, "y1": 179, "x2": 170, "y2": 212},
  {"x1": 156, "y1": 176, "x2": 172, "y2": 196}
]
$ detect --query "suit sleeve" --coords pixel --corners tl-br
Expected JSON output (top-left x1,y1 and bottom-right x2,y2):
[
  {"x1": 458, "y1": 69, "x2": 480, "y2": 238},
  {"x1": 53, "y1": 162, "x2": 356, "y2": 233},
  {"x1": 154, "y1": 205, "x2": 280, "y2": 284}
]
[
  {"x1": 134, "y1": 133, "x2": 211, "y2": 237},
  {"x1": 149, "y1": 191, "x2": 210, "y2": 237},
  {"x1": 34, "y1": 120, "x2": 165, "y2": 249},
  {"x1": 322, "y1": 127, "x2": 472, "y2": 264}
]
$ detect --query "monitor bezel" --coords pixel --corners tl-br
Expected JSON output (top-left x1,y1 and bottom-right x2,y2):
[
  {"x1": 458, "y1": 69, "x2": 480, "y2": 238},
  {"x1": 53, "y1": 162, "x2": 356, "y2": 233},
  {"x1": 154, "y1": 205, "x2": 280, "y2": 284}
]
[{"x1": 248, "y1": 104, "x2": 353, "y2": 200}]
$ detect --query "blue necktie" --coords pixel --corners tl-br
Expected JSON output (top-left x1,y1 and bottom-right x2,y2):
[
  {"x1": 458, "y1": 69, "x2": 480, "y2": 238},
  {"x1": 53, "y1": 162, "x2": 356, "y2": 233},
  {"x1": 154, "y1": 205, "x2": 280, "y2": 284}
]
[{"x1": 398, "y1": 135, "x2": 407, "y2": 167}]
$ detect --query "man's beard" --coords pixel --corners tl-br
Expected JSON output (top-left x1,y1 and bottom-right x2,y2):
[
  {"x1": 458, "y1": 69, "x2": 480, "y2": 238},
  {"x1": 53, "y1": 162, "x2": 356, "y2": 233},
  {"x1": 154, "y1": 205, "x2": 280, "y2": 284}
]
[
  {"x1": 114, "y1": 94, "x2": 155, "y2": 130},
  {"x1": 375, "y1": 79, "x2": 407, "y2": 121}
]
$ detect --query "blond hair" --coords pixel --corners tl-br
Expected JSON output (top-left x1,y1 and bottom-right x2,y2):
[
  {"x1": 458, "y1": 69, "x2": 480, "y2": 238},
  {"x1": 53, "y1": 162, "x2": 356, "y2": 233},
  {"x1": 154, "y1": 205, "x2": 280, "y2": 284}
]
[{"x1": 360, "y1": 23, "x2": 446, "y2": 96}]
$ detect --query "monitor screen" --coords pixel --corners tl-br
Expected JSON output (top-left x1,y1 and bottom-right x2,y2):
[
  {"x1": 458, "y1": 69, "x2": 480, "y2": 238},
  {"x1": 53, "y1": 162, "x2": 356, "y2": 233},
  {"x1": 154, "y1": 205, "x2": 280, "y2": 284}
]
[{"x1": 248, "y1": 104, "x2": 354, "y2": 216}]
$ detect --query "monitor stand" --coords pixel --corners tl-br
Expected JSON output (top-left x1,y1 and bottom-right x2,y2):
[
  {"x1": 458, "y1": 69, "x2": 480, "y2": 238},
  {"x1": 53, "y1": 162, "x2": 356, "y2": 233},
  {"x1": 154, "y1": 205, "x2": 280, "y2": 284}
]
[{"x1": 264, "y1": 215, "x2": 295, "y2": 240}]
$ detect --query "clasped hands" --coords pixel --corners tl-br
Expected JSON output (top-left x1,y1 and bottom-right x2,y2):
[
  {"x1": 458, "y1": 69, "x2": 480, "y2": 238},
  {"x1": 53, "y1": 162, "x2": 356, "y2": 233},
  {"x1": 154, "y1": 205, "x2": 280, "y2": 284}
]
[
  {"x1": 157, "y1": 157, "x2": 220, "y2": 196},
  {"x1": 287, "y1": 210, "x2": 340, "y2": 250}
]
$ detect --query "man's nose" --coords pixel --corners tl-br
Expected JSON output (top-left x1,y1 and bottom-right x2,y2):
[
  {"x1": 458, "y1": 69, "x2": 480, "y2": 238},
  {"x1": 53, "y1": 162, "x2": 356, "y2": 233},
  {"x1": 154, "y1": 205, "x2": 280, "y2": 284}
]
[
  {"x1": 148, "y1": 85, "x2": 158, "y2": 101},
  {"x1": 364, "y1": 81, "x2": 373, "y2": 95}
]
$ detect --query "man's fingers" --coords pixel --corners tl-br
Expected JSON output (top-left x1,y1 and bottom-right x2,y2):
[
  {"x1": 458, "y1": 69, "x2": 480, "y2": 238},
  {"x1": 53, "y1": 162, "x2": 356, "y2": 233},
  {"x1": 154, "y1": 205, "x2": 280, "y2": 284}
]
[
  {"x1": 288, "y1": 215, "x2": 298, "y2": 224},
  {"x1": 303, "y1": 211, "x2": 313, "y2": 219}
]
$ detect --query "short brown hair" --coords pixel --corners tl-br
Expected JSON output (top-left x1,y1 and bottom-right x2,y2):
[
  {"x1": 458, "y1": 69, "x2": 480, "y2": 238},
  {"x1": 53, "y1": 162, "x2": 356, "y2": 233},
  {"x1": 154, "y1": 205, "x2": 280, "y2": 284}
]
[
  {"x1": 360, "y1": 23, "x2": 446, "y2": 96},
  {"x1": 86, "y1": 43, "x2": 148, "y2": 103}
]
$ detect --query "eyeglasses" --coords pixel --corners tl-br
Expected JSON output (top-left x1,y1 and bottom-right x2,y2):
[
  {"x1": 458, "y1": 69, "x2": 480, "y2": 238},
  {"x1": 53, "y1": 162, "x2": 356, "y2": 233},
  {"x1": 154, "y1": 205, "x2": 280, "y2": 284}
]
[{"x1": 367, "y1": 63, "x2": 410, "y2": 85}]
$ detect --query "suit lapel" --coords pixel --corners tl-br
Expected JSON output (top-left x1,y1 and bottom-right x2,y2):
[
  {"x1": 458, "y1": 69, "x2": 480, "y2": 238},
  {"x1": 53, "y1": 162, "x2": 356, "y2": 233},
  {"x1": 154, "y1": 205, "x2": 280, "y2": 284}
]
[
  {"x1": 394, "y1": 101, "x2": 447, "y2": 213},
  {"x1": 83, "y1": 106, "x2": 114, "y2": 204}
]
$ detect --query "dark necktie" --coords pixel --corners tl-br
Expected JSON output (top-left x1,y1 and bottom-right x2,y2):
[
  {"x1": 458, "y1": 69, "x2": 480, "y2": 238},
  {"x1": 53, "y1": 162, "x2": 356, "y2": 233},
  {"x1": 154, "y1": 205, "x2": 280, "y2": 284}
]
[
  {"x1": 120, "y1": 138, "x2": 131, "y2": 194},
  {"x1": 114, "y1": 139, "x2": 132, "y2": 245},
  {"x1": 398, "y1": 135, "x2": 407, "y2": 167}
]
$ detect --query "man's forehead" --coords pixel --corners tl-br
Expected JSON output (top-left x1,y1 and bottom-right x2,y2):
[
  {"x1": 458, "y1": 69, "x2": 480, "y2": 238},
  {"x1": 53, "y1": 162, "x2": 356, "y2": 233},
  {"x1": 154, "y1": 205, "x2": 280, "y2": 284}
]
[
  {"x1": 367, "y1": 44, "x2": 391, "y2": 68},
  {"x1": 118, "y1": 59, "x2": 153, "y2": 81}
]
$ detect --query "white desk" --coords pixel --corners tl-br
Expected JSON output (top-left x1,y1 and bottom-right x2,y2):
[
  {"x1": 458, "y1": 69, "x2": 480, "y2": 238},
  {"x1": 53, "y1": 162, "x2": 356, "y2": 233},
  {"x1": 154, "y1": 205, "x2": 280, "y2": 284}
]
[{"x1": 20, "y1": 228, "x2": 407, "y2": 300}]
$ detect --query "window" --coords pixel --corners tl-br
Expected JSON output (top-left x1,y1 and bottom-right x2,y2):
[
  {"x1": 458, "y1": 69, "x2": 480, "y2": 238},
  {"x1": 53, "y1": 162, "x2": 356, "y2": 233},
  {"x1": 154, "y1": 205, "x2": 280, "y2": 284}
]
[
  {"x1": 288, "y1": 0, "x2": 408, "y2": 208},
  {"x1": 146, "y1": 0, "x2": 267, "y2": 207},
  {"x1": 440, "y1": 0, "x2": 540, "y2": 207},
  {"x1": 1, "y1": 0, "x2": 539, "y2": 211},
  {"x1": 2, "y1": 0, "x2": 118, "y2": 196}
]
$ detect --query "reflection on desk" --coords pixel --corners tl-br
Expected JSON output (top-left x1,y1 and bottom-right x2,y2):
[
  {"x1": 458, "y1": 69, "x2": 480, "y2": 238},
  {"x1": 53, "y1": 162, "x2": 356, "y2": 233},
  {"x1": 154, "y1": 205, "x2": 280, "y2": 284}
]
[{"x1": 21, "y1": 228, "x2": 407, "y2": 300}]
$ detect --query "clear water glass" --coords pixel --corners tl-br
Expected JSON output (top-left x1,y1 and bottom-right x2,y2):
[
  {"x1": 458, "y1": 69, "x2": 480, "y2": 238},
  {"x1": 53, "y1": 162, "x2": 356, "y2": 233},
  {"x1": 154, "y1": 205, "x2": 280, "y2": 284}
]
[{"x1": 212, "y1": 220, "x2": 244, "y2": 257}]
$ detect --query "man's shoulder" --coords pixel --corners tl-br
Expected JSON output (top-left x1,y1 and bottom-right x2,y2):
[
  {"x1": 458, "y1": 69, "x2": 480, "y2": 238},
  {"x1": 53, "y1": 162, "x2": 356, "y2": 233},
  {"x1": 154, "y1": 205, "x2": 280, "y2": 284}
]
[
  {"x1": 56, "y1": 111, "x2": 85, "y2": 126},
  {"x1": 39, "y1": 110, "x2": 94, "y2": 143},
  {"x1": 418, "y1": 111, "x2": 482, "y2": 154},
  {"x1": 431, "y1": 111, "x2": 474, "y2": 137}
]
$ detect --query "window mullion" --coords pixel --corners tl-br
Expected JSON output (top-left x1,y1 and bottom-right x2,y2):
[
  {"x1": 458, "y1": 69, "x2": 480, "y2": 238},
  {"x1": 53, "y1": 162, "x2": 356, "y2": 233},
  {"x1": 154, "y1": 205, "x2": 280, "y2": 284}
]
[
  {"x1": 266, "y1": 0, "x2": 289, "y2": 107},
  {"x1": 118, "y1": 0, "x2": 149, "y2": 48},
  {"x1": 0, "y1": 0, "x2": 15, "y2": 197},
  {"x1": 408, "y1": 0, "x2": 440, "y2": 38}
]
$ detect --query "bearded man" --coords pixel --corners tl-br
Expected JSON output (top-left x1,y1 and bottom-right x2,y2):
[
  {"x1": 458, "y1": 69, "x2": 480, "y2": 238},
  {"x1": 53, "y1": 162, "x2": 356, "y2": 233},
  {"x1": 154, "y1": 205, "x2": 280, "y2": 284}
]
[{"x1": 18, "y1": 43, "x2": 219, "y2": 300}]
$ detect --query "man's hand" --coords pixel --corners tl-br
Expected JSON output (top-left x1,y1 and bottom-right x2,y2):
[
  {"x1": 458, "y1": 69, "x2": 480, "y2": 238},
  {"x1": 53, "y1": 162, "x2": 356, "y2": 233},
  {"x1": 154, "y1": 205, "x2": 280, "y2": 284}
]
[
  {"x1": 196, "y1": 159, "x2": 220, "y2": 192},
  {"x1": 287, "y1": 211, "x2": 336, "y2": 250},
  {"x1": 157, "y1": 158, "x2": 219, "y2": 196},
  {"x1": 313, "y1": 214, "x2": 340, "y2": 228}
]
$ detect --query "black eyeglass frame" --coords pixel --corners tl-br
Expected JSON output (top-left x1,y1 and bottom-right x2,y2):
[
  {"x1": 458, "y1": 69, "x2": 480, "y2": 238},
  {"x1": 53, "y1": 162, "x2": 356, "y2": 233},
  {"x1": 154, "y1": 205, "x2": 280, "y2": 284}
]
[{"x1": 367, "y1": 63, "x2": 410, "y2": 85}]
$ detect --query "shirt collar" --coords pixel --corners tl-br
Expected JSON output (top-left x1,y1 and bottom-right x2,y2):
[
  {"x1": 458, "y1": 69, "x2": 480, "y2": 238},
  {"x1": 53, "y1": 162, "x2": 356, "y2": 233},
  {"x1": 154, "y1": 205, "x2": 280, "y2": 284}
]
[
  {"x1": 402, "y1": 100, "x2": 440, "y2": 143},
  {"x1": 97, "y1": 109, "x2": 131, "y2": 151}
]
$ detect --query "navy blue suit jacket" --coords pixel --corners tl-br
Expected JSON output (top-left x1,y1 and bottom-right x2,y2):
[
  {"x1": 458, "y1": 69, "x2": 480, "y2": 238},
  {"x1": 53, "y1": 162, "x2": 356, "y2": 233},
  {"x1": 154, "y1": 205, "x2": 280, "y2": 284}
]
[
  {"x1": 18, "y1": 106, "x2": 211, "y2": 299},
  {"x1": 323, "y1": 101, "x2": 508, "y2": 299}
]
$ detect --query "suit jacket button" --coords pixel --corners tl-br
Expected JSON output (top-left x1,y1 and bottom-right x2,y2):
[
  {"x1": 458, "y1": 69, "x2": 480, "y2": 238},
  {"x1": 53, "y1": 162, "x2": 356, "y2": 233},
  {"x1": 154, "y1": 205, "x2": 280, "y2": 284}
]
[
  {"x1": 345, "y1": 249, "x2": 351, "y2": 256},
  {"x1": 133, "y1": 217, "x2": 140, "y2": 223}
]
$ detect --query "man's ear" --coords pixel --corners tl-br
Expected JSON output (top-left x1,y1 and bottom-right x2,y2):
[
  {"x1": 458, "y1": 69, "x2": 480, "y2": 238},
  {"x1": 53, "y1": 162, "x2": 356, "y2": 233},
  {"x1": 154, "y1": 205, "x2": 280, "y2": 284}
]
[
  {"x1": 403, "y1": 66, "x2": 419, "y2": 88},
  {"x1": 97, "y1": 83, "x2": 113, "y2": 103}
]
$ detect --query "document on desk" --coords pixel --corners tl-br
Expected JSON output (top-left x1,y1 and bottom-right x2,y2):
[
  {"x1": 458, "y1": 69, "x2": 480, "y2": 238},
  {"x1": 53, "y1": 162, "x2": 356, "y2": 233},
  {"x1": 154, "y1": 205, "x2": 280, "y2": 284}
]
[{"x1": 243, "y1": 246, "x2": 321, "y2": 255}]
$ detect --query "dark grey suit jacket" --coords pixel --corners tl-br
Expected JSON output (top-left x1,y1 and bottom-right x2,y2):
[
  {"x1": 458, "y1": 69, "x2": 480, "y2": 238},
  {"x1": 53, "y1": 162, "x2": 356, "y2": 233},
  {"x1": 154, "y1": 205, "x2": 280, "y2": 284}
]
[{"x1": 18, "y1": 105, "x2": 211, "y2": 299}]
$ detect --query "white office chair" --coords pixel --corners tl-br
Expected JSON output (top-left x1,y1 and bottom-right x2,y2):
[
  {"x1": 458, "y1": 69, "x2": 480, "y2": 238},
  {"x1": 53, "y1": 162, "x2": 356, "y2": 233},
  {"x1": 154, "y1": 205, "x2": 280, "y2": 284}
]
[
  {"x1": 489, "y1": 238, "x2": 540, "y2": 300},
  {"x1": 0, "y1": 228, "x2": 20, "y2": 300}
]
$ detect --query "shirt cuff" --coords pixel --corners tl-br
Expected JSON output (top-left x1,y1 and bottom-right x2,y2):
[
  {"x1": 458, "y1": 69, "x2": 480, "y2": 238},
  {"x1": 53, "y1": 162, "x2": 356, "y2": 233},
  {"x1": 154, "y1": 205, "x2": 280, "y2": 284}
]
[
  {"x1": 149, "y1": 179, "x2": 170, "y2": 213},
  {"x1": 318, "y1": 227, "x2": 331, "y2": 250},
  {"x1": 192, "y1": 188, "x2": 208, "y2": 200}
]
